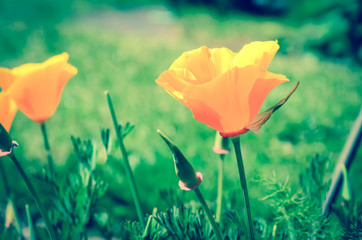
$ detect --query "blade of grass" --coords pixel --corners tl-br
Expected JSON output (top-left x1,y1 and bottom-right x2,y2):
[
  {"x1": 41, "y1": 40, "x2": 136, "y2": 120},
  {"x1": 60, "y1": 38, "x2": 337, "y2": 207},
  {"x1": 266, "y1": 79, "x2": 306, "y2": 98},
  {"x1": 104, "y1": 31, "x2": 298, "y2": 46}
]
[
  {"x1": 105, "y1": 91, "x2": 145, "y2": 229},
  {"x1": 322, "y1": 106, "x2": 362, "y2": 215}
]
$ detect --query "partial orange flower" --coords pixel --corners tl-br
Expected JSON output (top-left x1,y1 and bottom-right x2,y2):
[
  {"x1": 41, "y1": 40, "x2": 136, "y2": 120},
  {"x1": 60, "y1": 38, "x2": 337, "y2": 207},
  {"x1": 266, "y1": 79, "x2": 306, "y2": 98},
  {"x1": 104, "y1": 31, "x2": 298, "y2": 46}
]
[
  {"x1": 0, "y1": 53, "x2": 77, "y2": 122},
  {"x1": 0, "y1": 94, "x2": 17, "y2": 132},
  {"x1": 0, "y1": 68, "x2": 17, "y2": 131},
  {"x1": 156, "y1": 40, "x2": 298, "y2": 137}
]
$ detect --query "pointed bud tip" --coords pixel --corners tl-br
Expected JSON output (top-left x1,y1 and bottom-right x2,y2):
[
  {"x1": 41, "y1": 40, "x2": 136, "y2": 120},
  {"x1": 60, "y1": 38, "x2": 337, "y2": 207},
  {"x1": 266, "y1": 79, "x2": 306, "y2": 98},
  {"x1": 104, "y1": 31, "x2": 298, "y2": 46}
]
[
  {"x1": 157, "y1": 129, "x2": 175, "y2": 147},
  {"x1": 157, "y1": 129, "x2": 200, "y2": 190}
]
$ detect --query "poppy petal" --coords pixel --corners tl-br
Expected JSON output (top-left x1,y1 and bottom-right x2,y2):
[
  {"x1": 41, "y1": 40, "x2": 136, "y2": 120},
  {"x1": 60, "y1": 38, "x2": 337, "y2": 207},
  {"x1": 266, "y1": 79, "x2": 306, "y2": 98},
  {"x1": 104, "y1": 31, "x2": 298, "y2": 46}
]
[
  {"x1": 170, "y1": 46, "x2": 215, "y2": 84},
  {"x1": 210, "y1": 47, "x2": 236, "y2": 76},
  {"x1": 248, "y1": 71, "x2": 289, "y2": 122},
  {"x1": 0, "y1": 94, "x2": 17, "y2": 131},
  {"x1": 183, "y1": 98, "x2": 224, "y2": 131},
  {"x1": 44, "y1": 52, "x2": 69, "y2": 66},
  {"x1": 234, "y1": 40, "x2": 279, "y2": 71},
  {"x1": 184, "y1": 66, "x2": 260, "y2": 132},
  {"x1": 12, "y1": 63, "x2": 41, "y2": 76},
  {"x1": 156, "y1": 68, "x2": 197, "y2": 102},
  {"x1": 0, "y1": 68, "x2": 15, "y2": 91},
  {"x1": 56, "y1": 62, "x2": 78, "y2": 102}
]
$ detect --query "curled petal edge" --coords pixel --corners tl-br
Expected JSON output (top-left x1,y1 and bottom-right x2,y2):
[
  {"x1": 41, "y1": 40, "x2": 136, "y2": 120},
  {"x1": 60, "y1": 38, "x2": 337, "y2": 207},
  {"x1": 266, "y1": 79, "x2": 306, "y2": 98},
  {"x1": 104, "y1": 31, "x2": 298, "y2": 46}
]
[
  {"x1": 179, "y1": 172, "x2": 203, "y2": 191},
  {"x1": 0, "y1": 141, "x2": 19, "y2": 157},
  {"x1": 247, "y1": 81, "x2": 300, "y2": 134},
  {"x1": 219, "y1": 81, "x2": 299, "y2": 137}
]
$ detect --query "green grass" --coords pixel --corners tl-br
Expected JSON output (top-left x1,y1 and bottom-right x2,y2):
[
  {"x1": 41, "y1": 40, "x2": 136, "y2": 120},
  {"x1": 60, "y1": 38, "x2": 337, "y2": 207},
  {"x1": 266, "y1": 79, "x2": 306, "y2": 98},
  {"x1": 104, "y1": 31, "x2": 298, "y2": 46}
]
[{"x1": 1, "y1": 4, "x2": 361, "y2": 222}]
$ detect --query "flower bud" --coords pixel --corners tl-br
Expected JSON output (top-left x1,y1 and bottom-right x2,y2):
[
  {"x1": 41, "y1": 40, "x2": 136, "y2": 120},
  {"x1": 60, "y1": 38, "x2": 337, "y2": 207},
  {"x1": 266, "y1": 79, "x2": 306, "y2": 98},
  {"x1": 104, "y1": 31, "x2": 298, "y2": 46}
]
[
  {"x1": 213, "y1": 132, "x2": 230, "y2": 154},
  {"x1": 0, "y1": 123, "x2": 18, "y2": 157},
  {"x1": 157, "y1": 129, "x2": 202, "y2": 191}
]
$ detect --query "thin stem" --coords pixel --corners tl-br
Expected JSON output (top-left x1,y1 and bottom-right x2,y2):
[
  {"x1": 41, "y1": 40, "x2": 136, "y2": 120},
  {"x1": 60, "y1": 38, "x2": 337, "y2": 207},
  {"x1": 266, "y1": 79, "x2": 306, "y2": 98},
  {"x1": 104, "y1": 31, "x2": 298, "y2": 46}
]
[
  {"x1": 215, "y1": 154, "x2": 225, "y2": 223},
  {"x1": 40, "y1": 122, "x2": 54, "y2": 172},
  {"x1": 0, "y1": 158, "x2": 23, "y2": 237},
  {"x1": 231, "y1": 136, "x2": 255, "y2": 240},
  {"x1": 106, "y1": 92, "x2": 145, "y2": 229},
  {"x1": 142, "y1": 215, "x2": 153, "y2": 238},
  {"x1": 9, "y1": 154, "x2": 57, "y2": 240},
  {"x1": 26, "y1": 204, "x2": 36, "y2": 240},
  {"x1": 194, "y1": 188, "x2": 223, "y2": 240},
  {"x1": 0, "y1": 160, "x2": 11, "y2": 197}
]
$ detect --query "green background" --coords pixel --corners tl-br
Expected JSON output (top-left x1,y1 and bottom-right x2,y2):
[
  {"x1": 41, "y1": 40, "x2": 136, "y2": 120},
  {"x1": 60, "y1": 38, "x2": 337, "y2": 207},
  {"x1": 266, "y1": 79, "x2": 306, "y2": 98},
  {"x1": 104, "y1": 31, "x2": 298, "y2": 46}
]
[{"x1": 0, "y1": 0, "x2": 361, "y2": 222}]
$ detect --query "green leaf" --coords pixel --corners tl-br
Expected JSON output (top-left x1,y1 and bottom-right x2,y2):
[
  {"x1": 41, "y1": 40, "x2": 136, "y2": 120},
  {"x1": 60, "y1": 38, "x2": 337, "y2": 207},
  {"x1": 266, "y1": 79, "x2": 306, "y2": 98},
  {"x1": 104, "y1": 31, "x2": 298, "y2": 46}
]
[
  {"x1": 141, "y1": 215, "x2": 153, "y2": 239},
  {"x1": 100, "y1": 128, "x2": 111, "y2": 151},
  {"x1": 118, "y1": 122, "x2": 135, "y2": 139}
]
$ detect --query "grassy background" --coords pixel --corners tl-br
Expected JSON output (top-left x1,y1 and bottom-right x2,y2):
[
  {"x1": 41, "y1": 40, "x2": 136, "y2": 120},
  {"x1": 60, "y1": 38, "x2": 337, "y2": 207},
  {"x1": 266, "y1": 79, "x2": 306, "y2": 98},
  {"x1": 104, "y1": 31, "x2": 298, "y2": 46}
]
[{"x1": 1, "y1": 0, "x2": 361, "y2": 222}]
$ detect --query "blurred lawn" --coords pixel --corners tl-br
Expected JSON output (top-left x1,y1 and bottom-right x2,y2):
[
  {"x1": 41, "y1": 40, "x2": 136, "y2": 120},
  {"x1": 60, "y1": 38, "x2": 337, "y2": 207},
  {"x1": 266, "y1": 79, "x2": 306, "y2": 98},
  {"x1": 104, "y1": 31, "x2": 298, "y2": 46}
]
[{"x1": 1, "y1": 1, "x2": 361, "y2": 220}]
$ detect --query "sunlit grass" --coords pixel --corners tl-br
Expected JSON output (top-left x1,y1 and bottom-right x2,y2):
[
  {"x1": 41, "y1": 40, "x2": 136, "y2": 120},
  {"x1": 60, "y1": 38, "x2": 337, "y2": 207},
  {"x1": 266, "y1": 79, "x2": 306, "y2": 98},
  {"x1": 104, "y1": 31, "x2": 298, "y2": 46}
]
[{"x1": 1, "y1": 5, "x2": 361, "y2": 220}]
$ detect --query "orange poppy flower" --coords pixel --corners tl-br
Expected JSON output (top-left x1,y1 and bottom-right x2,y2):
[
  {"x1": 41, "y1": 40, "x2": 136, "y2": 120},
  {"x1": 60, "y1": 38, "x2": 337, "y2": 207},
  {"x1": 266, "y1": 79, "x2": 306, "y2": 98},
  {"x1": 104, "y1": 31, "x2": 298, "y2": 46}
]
[
  {"x1": 0, "y1": 53, "x2": 77, "y2": 122},
  {"x1": 156, "y1": 40, "x2": 298, "y2": 137}
]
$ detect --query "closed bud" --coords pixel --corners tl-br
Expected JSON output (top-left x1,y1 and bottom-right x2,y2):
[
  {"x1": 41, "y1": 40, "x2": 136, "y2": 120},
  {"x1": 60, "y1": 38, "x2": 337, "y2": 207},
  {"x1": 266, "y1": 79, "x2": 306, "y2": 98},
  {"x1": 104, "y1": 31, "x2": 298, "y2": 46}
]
[
  {"x1": 213, "y1": 132, "x2": 230, "y2": 154},
  {"x1": 0, "y1": 123, "x2": 18, "y2": 157},
  {"x1": 157, "y1": 129, "x2": 202, "y2": 191}
]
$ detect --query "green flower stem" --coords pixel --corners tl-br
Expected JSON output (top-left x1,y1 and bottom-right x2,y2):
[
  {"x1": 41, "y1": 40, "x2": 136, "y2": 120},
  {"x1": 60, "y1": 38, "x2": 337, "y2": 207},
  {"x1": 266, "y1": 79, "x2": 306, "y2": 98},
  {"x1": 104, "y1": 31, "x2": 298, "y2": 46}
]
[
  {"x1": 215, "y1": 154, "x2": 225, "y2": 223},
  {"x1": 106, "y1": 92, "x2": 145, "y2": 229},
  {"x1": 194, "y1": 188, "x2": 223, "y2": 240},
  {"x1": 231, "y1": 136, "x2": 255, "y2": 240},
  {"x1": 9, "y1": 154, "x2": 57, "y2": 240},
  {"x1": 40, "y1": 122, "x2": 54, "y2": 172},
  {"x1": 0, "y1": 160, "x2": 11, "y2": 197},
  {"x1": 0, "y1": 160, "x2": 23, "y2": 236}
]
